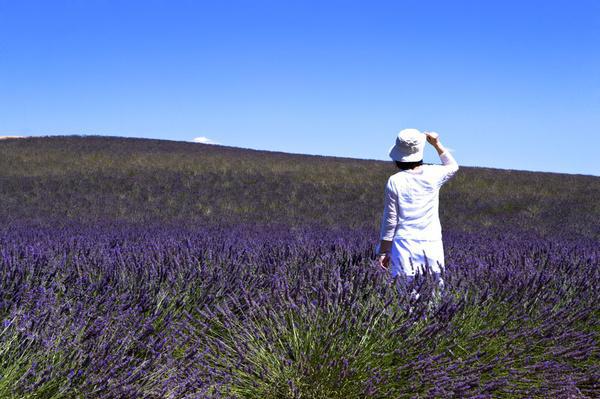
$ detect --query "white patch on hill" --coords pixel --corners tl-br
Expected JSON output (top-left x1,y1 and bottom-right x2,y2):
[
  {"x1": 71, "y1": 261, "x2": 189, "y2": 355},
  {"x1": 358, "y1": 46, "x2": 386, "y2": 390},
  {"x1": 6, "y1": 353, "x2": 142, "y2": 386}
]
[
  {"x1": 192, "y1": 136, "x2": 220, "y2": 145},
  {"x1": 0, "y1": 136, "x2": 27, "y2": 140}
]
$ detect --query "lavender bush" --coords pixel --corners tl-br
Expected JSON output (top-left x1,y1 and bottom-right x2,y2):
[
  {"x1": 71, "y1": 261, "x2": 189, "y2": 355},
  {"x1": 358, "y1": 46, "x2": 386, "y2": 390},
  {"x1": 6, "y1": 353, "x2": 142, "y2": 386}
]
[{"x1": 0, "y1": 222, "x2": 597, "y2": 398}]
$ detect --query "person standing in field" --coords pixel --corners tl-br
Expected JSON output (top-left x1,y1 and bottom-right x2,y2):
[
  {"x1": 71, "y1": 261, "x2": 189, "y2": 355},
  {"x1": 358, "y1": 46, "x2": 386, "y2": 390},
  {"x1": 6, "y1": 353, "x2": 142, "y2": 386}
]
[{"x1": 375, "y1": 129, "x2": 459, "y2": 287}]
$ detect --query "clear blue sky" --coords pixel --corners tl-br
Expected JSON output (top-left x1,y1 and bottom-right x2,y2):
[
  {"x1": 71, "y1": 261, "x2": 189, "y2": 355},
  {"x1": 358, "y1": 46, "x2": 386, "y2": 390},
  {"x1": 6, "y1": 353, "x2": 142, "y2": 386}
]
[{"x1": 1, "y1": 0, "x2": 598, "y2": 175}]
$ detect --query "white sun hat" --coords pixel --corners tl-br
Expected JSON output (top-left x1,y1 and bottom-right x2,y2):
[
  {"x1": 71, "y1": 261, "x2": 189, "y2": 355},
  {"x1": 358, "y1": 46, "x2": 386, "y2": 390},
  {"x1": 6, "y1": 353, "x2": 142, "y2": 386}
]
[{"x1": 388, "y1": 128, "x2": 426, "y2": 162}]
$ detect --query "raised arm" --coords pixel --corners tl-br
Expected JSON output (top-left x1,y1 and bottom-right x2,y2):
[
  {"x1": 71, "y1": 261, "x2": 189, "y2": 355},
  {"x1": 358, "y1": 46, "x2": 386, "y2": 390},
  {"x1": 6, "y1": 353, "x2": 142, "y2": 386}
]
[
  {"x1": 430, "y1": 137, "x2": 458, "y2": 168},
  {"x1": 425, "y1": 131, "x2": 459, "y2": 186}
]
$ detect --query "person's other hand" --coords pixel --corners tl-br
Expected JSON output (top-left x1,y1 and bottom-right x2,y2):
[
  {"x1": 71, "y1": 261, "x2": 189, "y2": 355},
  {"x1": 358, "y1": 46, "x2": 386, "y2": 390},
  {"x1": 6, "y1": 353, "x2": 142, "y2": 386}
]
[
  {"x1": 377, "y1": 254, "x2": 390, "y2": 270},
  {"x1": 425, "y1": 131, "x2": 440, "y2": 146}
]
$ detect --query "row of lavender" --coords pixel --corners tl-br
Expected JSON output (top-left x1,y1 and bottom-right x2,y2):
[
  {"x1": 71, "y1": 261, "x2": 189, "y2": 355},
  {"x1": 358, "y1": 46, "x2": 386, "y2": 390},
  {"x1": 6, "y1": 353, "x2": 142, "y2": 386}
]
[{"x1": 1, "y1": 221, "x2": 597, "y2": 398}]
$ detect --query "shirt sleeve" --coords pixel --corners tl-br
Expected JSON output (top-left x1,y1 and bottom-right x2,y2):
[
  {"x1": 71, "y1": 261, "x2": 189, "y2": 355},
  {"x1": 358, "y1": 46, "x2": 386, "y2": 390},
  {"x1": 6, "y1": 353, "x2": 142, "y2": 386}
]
[
  {"x1": 435, "y1": 150, "x2": 459, "y2": 188},
  {"x1": 379, "y1": 177, "x2": 398, "y2": 242}
]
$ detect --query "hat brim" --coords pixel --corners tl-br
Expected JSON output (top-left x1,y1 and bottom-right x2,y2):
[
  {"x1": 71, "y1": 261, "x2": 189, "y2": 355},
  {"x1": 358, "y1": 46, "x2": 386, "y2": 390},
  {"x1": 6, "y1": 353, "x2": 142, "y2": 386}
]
[{"x1": 389, "y1": 144, "x2": 423, "y2": 162}]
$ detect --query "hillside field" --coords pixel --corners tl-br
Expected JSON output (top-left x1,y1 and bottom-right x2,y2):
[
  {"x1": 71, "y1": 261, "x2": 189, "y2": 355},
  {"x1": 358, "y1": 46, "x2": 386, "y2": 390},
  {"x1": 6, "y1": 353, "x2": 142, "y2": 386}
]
[{"x1": 0, "y1": 136, "x2": 598, "y2": 398}]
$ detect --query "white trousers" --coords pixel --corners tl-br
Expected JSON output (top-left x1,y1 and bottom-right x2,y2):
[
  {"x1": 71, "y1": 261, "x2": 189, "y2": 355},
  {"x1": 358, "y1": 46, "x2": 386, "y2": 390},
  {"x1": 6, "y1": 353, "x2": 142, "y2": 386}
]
[{"x1": 389, "y1": 236, "x2": 445, "y2": 278}]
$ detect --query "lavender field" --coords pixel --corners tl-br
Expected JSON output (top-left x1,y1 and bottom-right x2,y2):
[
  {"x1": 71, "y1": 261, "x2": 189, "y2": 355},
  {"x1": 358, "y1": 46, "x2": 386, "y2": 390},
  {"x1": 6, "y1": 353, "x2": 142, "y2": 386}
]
[{"x1": 1, "y1": 136, "x2": 599, "y2": 398}]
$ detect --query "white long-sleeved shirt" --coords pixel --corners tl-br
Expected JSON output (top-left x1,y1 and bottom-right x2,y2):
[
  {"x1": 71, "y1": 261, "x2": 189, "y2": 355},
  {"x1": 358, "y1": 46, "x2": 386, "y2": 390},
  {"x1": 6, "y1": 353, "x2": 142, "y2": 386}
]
[{"x1": 379, "y1": 151, "x2": 459, "y2": 242}]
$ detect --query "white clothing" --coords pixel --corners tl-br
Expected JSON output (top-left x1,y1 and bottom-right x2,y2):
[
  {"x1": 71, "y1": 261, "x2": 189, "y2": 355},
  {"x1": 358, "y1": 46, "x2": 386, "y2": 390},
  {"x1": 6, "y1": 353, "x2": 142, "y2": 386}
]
[
  {"x1": 390, "y1": 237, "x2": 445, "y2": 277},
  {"x1": 378, "y1": 151, "x2": 458, "y2": 277}
]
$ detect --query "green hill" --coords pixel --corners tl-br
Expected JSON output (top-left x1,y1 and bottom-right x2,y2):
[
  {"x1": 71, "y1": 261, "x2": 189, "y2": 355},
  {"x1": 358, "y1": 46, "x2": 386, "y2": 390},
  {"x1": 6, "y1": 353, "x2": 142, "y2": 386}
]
[{"x1": 1, "y1": 135, "x2": 598, "y2": 238}]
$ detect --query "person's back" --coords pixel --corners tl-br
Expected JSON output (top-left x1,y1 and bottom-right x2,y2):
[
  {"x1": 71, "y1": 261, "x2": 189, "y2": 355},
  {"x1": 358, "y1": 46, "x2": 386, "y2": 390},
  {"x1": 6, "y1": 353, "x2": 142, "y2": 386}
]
[{"x1": 385, "y1": 159, "x2": 458, "y2": 241}]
